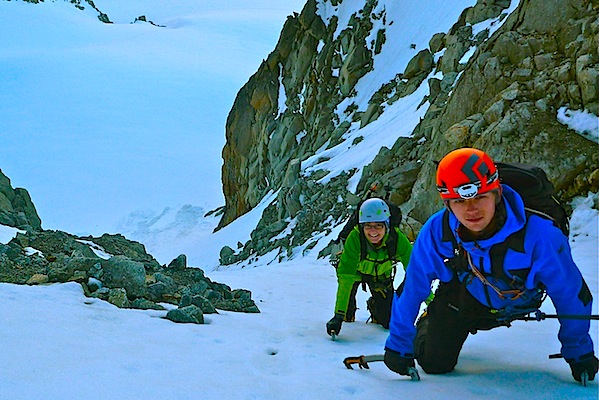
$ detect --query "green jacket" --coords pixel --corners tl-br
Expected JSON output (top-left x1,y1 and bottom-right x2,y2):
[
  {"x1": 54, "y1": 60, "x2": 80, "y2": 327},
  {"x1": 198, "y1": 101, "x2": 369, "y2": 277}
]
[{"x1": 334, "y1": 226, "x2": 412, "y2": 317}]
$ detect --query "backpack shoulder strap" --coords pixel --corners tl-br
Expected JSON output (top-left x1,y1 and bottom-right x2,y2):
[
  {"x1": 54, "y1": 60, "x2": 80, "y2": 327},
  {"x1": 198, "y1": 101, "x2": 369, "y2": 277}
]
[
  {"x1": 387, "y1": 227, "x2": 398, "y2": 261},
  {"x1": 380, "y1": 228, "x2": 400, "y2": 280},
  {"x1": 441, "y1": 209, "x2": 459, "y2": 256},
  {"x1": 489, "y1": 212, "x2": 528, "y2": 287},
  {"x1": 441, "y1": 209, "x2": 471, "y2": 273},
  {"x1": 359, "y1": 228, "x2": 368, "y2": 260}
]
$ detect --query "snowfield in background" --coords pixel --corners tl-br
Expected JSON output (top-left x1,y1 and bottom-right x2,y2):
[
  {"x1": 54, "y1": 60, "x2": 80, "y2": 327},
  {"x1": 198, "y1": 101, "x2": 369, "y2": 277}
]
[{"x1": 0, "y1": 0, "x2": 305, "y2": 236}]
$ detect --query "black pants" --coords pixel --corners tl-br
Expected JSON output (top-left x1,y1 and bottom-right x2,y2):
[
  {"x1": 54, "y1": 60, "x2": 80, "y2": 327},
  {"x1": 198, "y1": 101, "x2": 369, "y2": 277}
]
[
  {"x1": 413, "y1": 277, "x2": 506, "y2": 374},
  {"x1": 346, "y1": 277, "x2": 394, "y2": 328}
]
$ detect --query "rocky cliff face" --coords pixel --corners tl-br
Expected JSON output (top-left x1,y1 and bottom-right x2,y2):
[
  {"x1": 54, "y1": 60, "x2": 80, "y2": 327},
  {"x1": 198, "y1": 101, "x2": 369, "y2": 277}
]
[
  {"x1": 219, "y1": 0, "x2": 599, "y2": 264},
  {"x1": 400, "y1": 0, "x2": 599, "y2": 223},
  {"x1": 219, "y1": 1, "x2": 330, "y2": 229}
]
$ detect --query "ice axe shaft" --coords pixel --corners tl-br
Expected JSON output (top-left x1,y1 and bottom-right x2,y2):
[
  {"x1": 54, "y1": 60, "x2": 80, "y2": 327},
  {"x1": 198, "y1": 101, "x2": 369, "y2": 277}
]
[
  {"x1": 343, "y1": 354, "x2": 420, "y2": 381},
  {"x1": 519, "y1": 311, "x2": 599, "y2": 321},
  {"x1": 343, "y1": 354, "x2": 384, "y2": 369}
]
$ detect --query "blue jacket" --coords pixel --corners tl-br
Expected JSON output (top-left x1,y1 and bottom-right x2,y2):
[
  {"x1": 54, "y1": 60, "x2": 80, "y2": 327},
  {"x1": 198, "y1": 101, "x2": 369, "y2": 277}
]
[{"x1": 385, "y1": 185, "x2": 594, "y2": 363}]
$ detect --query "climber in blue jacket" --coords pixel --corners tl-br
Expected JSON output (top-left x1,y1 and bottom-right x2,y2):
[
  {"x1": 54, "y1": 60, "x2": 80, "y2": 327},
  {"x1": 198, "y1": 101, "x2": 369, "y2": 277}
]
[{"x1": 384, "y1": 147, "x2": 597, "y2": 383}]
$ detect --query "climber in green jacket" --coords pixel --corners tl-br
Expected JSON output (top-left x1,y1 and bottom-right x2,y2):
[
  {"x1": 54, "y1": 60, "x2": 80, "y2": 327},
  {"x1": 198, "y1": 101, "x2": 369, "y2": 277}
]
[{"x1": 326, "y1": 198, "x2": 413, "y2": 335}]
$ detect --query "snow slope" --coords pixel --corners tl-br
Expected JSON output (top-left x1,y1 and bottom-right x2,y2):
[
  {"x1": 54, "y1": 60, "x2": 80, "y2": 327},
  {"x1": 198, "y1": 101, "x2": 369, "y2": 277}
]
[{"x1": 0, "y1": 193, "x2": 597, "y2": 399}]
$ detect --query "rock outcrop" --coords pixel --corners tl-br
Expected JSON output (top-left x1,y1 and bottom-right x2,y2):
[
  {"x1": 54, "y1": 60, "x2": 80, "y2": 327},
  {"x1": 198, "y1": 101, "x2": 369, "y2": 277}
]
[
  {"x1": 0, "y1": 170, "x2": 41, "y2": 231},
  {"x1": 0, "y1": 171, "x2": 259, "y2": 323}
]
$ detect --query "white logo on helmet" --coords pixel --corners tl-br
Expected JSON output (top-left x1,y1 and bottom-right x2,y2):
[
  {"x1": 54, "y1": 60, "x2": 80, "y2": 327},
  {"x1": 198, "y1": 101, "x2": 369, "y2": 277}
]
[{"x1": 456, "y1": 183, "x2": 479, "y2": 199}]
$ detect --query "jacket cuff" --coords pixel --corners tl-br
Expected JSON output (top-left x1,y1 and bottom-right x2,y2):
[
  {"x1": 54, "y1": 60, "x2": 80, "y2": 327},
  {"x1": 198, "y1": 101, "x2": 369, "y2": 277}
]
[{"x1": 565, "y1": 351, "x2": 595, "y2": 364}]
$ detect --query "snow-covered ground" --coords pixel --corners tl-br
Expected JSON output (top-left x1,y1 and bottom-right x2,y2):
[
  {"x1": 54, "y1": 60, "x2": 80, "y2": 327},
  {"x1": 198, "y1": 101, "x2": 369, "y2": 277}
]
[
  {"x1": 0, "y1": 1, "x2": 597, "y2": 399},
  {"x1": 0, "y1": 192, "x2": 597, "y2": 399}
]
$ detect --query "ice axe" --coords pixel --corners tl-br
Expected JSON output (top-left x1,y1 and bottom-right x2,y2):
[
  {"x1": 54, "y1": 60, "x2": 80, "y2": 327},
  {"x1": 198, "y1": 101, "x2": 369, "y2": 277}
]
[{"x1": 343, "y1": 354, "x2": 420, "y2": 381}]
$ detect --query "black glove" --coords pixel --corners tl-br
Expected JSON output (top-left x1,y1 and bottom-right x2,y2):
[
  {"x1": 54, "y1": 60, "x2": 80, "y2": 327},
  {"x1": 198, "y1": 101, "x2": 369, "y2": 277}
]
[
  {"x1": 384, "y1": 348, "x2": 415, "y2": 376},
  {"x1": 326, "y1": 314, "x2": 344, "y2": 336},
  {"x1": 567, "y1": 353, "x2": 598, "y2": 383}
]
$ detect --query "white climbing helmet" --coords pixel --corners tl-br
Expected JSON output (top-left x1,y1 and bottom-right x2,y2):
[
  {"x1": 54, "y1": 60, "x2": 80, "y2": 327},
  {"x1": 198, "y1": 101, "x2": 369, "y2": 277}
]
[{"x1": 358, "y1": 198, "x2": 390, "y2": 224}]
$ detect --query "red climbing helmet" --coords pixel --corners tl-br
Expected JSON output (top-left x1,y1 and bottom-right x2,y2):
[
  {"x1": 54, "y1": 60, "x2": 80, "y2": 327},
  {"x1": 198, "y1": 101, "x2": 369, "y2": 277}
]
[{"x1": 436, "y1": 148, "x2": 500, "y2": 200}]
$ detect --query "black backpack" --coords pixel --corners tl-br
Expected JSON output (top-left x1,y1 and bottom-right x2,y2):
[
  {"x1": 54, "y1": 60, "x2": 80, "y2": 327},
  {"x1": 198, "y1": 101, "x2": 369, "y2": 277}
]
[
  {"x1": 495, "y1": 162, "x2": 569, "y2": 236},
  {"x1": 337, "y1": 197, "x2": 402, "y2": 262},
  {"x1": 443, "y1": 161, "x2": 569, "y2": 296}
]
